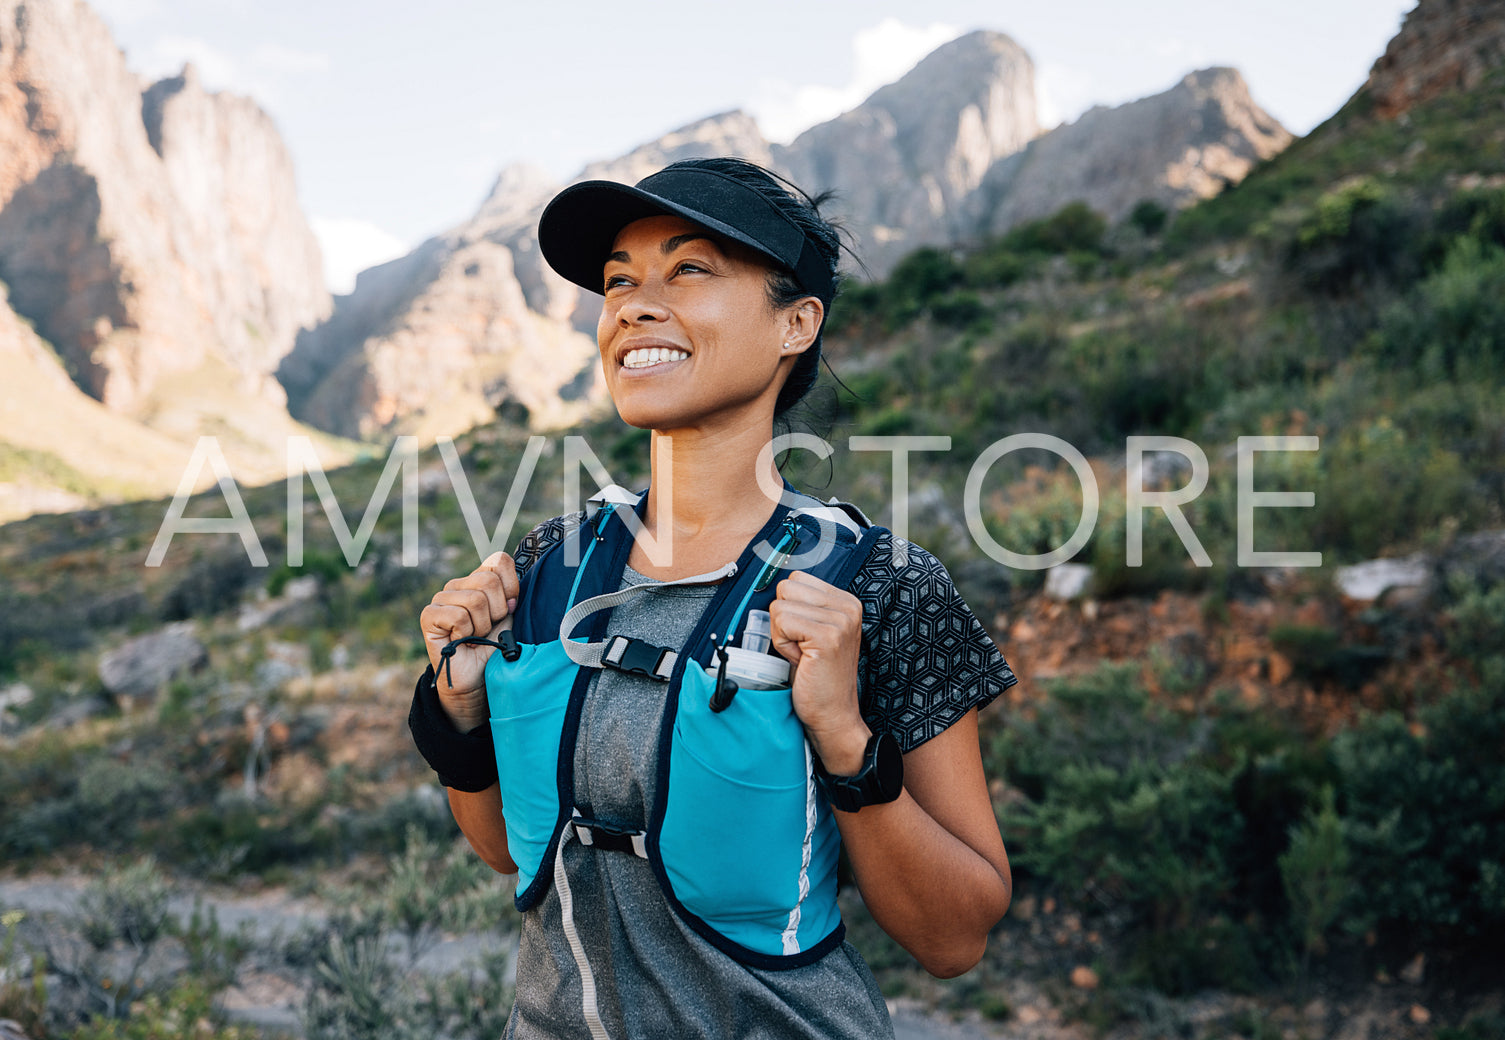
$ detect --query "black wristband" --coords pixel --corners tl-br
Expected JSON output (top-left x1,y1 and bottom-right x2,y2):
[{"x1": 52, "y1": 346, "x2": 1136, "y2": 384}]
[{"x1": 406, "y1": 665, "x2": 498, "y2": 792}]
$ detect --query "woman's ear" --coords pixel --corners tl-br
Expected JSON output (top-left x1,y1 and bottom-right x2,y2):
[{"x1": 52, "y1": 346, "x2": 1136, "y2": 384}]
[{"x1": 781, "y1": 297, "x2": 824, "y2": 355}]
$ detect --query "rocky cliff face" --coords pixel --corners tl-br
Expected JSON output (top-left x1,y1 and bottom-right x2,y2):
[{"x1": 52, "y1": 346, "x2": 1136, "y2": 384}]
[
  {"x1": 278, "y1": 111, "x2": 778, "y2": 441},
  {"x1": 776, "y1": 31, "x2": 1041, "y2": 273},
  {"x1": 1362, "y1": 0, "x2": 1505, "y2": 118},
  {"x1": 277, "y1": 160, "x2": 600, "y2": 442},
  {"x1": 0, "y1": 0, "x2": 328, "y2": 416},
  {"x1": 968, "y1": 67, "x2": 1292, "y2": 238}
]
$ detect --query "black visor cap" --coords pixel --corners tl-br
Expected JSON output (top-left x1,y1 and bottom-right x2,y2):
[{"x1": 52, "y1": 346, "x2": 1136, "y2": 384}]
[{"x1": 537, "y1": 167, "x2": 834, "y2": 304}]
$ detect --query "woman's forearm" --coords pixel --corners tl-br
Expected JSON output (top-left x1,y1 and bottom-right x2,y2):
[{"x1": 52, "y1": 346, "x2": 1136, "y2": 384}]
[
  {"x1": 832, "y1": 711, "x2": 1012, "y2": 977},
  {"x1": 448, "y1": 783, "x2": 518, "y2": 875},
  {"x1": 837, "y1": 790, "x2": 1011, "y2": 976}
]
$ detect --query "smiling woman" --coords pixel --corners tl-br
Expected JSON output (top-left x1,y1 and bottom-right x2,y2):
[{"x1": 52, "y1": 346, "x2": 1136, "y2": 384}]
[{"x1": 408, "y1": 157, "x2": 1016, "y2": 1040}]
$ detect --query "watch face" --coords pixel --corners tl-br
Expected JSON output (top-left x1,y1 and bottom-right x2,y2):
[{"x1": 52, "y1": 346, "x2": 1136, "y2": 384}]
[
  {"x1": 873, "y1": 731, "x2": 904, "y2": 802},
  {"x1": 817, "y1": 731, "x2": 905, "y2": 811}
]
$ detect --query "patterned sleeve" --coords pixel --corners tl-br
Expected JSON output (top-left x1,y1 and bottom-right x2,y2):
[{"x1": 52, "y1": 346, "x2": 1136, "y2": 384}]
[
  {"x1": 852, "y1": 530, "x2": 1016, "y2": 753},
  {"x1": 512, "y1": 512, "x2": 585, "y2": 579}
]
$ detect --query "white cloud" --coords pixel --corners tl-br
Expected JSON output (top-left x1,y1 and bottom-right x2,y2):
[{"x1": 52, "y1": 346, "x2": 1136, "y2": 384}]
[
  {"x1": 1036, "y1": 62, "x2": 1096, "y2": 130},
  {"x1": 249, "y1": 44, "x2": 331, "y2": 75},
  {"x1": 141, "y1": 34, "x2": 241, "y2": 87},
  {"x1": 312, "y1": 217, "x2": 410, "y2": 295},
  {"x1": 88, "y1": 0, "x2": 164, "y2": 25},
  {"x1": 750, "y1": 18, "x2": 961, "y2": 143},
  {"x1": 131, "y1": 35, "x2": 327, "y2": 108}
]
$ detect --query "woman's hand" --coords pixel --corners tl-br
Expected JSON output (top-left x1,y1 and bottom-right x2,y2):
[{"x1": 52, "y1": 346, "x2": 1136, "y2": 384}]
[
  {"x1": 769, "y1": 571, "x2": 871, "y2": 775},
  {"x1": 419, "y1": 551, "x2": 519, "y2": 732}
]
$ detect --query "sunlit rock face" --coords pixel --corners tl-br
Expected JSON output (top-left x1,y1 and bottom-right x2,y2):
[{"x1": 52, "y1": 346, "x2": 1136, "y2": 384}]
[
  {"x1": 1362, "y1": 0, "x2": 1505, "y2": 119},
  {"x1": 776, "y1": 30, "x2": 1042, "y2": 274},
  {"x1": 967, "y1": 67, "x2": 1292, "y2": 239},
  {"x1": 0, "y1": 0, "x2": 329, "y2": 416}
]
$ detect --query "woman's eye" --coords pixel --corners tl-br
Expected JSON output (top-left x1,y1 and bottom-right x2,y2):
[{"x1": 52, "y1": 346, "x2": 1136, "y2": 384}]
[
  {"x1": 603, "y1": 274, "x2": 631, "y2": 292},
  {"x1": 674, "y1": 260, "x2": 707, "y2": 275}
]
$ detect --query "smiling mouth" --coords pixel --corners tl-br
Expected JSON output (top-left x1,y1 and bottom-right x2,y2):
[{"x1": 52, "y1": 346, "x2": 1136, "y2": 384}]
[{"x1": 621, "y1": 347, "x2": 689, "y2": 369}]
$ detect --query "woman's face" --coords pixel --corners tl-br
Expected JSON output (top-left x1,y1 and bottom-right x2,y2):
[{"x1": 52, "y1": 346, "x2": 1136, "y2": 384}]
[{"x1": 596, "y1": 215, "x2": 807, "y2": 432}]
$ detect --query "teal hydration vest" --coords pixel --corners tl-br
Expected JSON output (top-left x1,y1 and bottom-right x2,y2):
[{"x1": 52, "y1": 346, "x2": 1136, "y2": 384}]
[{"x1": 485, "y1": 485, "x2": 885, "y2": 970}]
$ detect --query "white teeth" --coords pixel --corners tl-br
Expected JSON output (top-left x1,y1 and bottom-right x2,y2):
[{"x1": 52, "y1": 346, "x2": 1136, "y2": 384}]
[{"x1": 622, "y1": 347, "x2": 688, "y2": 369}]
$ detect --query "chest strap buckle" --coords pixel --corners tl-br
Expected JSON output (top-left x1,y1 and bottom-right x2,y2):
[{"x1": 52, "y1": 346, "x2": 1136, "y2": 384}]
[
  {"x1": 601, "y1": 635, "x2": 677, "y2": 681},
  {"x1": 571, "y1": 815, "x2": 649, "y2": 858}
]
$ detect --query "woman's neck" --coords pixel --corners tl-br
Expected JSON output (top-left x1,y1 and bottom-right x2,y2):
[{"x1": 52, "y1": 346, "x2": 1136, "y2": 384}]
[{"x1": 629, "y1": 423, "x2": 785, "y2": 576}]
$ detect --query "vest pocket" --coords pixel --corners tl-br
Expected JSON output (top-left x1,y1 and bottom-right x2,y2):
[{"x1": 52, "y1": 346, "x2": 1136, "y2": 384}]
[
  {"x1": 486, "y1": 641, "x2": 578, "y2": 891},
  {"x1": 660, "y1": 665, "x2": 841, "y2": 955}
]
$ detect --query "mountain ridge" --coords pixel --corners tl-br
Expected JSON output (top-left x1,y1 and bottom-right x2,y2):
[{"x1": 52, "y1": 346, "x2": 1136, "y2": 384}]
[{"x1": 284, "y1": 29, "x2": 1292, "y2": 443}]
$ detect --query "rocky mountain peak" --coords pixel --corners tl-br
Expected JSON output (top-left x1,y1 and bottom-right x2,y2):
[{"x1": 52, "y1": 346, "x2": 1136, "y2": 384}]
[
  {"x1": 1363, "y1": 0, "x2": 1505, "y2": 118},
  {"x1": 775, "y1": 29, "x2": 1039, "y2": 271},
  {"x1": 967, "y1": 64, "x2": 1290, "y2": 239},
  {"x1": 577, "y1": 109, "x2": 773, "y2": 186},
  {"x1": 861, "y1": 29, "x2": 1040, "y2": 174},
  {"x1": 470, "y1": 162, "x2": 560, "y2": 234}
]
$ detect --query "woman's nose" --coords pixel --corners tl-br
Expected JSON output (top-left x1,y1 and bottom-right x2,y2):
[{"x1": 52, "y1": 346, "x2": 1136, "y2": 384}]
[{"x1": 616, "y1": 283, "x2": 670, "y2": 325}]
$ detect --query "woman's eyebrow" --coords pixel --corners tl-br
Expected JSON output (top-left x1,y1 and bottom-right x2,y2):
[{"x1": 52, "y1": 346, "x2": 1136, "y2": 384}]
[
  {"x1": 661, "y1": 232, "x2": 715, "y2": 255},
  {"x1": 605, "y1": 233, "x2": 718, "y2": 268}
]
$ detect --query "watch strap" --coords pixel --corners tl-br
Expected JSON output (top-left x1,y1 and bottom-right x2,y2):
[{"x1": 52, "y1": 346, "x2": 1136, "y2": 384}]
[{"x1": 814, "y1": 731, "x2": 903, "y2": 812}]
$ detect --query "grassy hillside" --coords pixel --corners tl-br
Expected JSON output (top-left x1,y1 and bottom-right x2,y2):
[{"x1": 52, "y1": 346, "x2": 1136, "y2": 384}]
[{"x1": 2, "y1": 67, "x2": 1504, "y2": 1040}]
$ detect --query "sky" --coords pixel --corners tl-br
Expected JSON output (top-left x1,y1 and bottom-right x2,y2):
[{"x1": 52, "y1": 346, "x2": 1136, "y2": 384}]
[{"x1": 90, "y1": 0, "x2": 1416, "y2": 294}]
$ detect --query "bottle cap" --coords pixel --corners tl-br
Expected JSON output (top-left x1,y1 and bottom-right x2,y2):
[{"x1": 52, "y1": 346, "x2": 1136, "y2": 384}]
[
  {"x1": 741, "y1": 610, "x2": 773, "y2": 655},
  {"x1": 707, "y1": 646, "x2": 790, "y2": 690}
]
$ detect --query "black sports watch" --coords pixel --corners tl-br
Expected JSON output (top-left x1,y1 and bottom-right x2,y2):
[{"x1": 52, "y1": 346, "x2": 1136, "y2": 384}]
[{"x1": 814, "y1": 731, "x2": 904, "y2": 813}]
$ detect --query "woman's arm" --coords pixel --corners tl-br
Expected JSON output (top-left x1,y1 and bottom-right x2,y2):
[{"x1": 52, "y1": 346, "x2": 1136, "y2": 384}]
[
  {"x1": 448, "y1": 784, "x2": 517, "y2": 875},
  {"x1": 826, "y1": 711, "x2": 1010, "y2": 978},
  {"x1": 418, "y1": 550, "x2": 521, "y2": 874},
  {"x1": 771, "y1": 570, "x2": 1011, "y2": 978}
]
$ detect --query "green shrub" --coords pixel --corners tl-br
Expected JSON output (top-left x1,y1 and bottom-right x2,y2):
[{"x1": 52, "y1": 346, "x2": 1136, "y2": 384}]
[
  {"x1": 68, "y1": 977, "x2": 257, "y2": 1040},
  {"x1": 5, "y1": 756, "x2": 178, "y2": 856},
  {"x1": 1435, "y1": 186, "x2": 1505, "y2": 252},
  {"x1": 1128, "y1": 199, "x2": 1169, "y2": 236},
  {"x1": 854, "y1": 246, "x2": 971, "y2": 331},
  {"x1": 991, "y1": 666, "x2": 1345, "y2": 992},
  {"x1": 159, "y1": 551, "x2": 260, "y2": 621},
  {"x1": 1311, "y1": 417, "x2": 1481, "y2": 559},
  {"x1": 1335, "y1": 684, "x2": 1505, "y2": 942},
  {"x1": 1444, "y1": 577, "x2": 1505, "y2": 664},
  {"x1": 962, "y1": 245, "x2": 1036, "y2": 288},
  {"x1": 977, "y1": 468, "x2": 1094, "y2": 573},
  {"x1": 1279, "y1": 786, "x2": 1351, "y2": 958},
  {"x1": 298, "y1": 826, "x2": 517, "y2": 1040},
  {"x1": 1005, "y1": 202, "x2": 1108, "y2": 256},
  {"x1": 1268, "y1": 623, "x2": 1389, "y2": 688},
  {"x1": 0, "y1": 909, "x2": 46, "y2": 1036},
  {"x1": 824, "y1": 281, "x2": 885, "y2": 335},
  {"x1": 1377, "y1": 237, "x2": 1505, "y2": 381},
  {"x1": 1089, "y1": 490, "x2": 1210, "y2": 598},
  {"x1": 929, "y1": 289, "x2": 989, "y2": 330},
  {"x1": 266, "y1": 546, "x2": 348, "y2": 598}
]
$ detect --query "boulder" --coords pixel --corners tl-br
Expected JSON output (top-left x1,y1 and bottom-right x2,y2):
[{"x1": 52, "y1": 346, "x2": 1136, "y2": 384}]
[
  {"x1": 1045, "y1": 563, "x2": 1093, "y2": 601},
  {"x1": 97, "y1": 621, "x2": 207, "y2": 701},
  {"x1": 1334, "y1": 554, "x2": 1432, "y2": 601}
]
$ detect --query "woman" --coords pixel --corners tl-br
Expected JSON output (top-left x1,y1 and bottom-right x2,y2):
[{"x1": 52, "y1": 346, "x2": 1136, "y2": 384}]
[{"x1": 409, "y1": 157, "x2": 1015, "y2": 1039}]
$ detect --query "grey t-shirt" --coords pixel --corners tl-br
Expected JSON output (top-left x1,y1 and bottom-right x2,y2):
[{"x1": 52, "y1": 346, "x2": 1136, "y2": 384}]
[{"x1": 504, "y1": 565, "x2": 893, "y2": 1040}]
